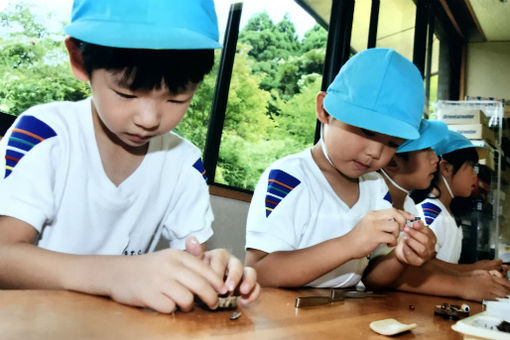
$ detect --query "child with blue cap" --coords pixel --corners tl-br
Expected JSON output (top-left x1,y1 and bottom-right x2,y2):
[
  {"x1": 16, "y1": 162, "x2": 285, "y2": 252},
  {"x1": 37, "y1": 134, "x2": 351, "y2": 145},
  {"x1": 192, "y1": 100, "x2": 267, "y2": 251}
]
[
  {"x1": 0, "y1": 0, "x2": 259, "y2": 313},
  {"x1": 374, "y1": 120, "x2": 510, "y2": 301},
  {"x1": 245, "y1": 48, "x2": 436, "y2": 288},
  {"x1": 413, "y1": 130, "x2": 506, "y2": 272}
]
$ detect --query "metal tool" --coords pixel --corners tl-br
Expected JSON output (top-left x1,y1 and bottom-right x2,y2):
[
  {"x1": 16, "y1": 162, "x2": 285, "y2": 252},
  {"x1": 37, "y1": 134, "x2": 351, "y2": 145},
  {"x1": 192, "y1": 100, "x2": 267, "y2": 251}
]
[{"x1": 295, "y1": 289, "x2": 386, "y2": 308}]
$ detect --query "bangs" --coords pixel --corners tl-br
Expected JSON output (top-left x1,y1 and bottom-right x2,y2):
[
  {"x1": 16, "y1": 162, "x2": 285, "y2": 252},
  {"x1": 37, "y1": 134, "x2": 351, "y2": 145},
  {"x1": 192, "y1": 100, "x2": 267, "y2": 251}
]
[{"x1": 73, "y1": 38, "x2": 214, "y2": 94}]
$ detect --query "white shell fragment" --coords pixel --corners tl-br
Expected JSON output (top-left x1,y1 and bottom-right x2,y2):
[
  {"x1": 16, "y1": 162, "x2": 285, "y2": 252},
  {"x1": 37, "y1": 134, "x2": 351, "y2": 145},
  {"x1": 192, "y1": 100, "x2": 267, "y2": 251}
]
[
  {"x1": 369, "y1": 318, "x2": 417, "y2": 336},
  {"x1": 218, "y1": 295, "x2": 240, "y2": 309}
]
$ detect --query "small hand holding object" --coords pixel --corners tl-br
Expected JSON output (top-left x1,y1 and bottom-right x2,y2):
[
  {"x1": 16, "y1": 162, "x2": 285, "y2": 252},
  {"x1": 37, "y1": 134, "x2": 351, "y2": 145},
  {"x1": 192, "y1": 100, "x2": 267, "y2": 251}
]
[
  {"x1": 394, "y1": 217, "x2": 437, "y2": 266},
  {"x1": 185, "y1": 236, "x2": 260, "y2": 308},
  {"x1": 347, "y1": 209, "x2": 412, "y2": 258}
]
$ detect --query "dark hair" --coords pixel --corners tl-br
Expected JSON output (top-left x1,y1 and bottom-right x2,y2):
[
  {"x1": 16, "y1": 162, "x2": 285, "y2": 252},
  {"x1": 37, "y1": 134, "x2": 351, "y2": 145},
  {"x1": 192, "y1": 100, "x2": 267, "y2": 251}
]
[
  {"x1": 410, "y1": 147, "x2": 479, "y2": 203},
  {"x1": 394, "y1": 152, "x2": 410, "y2": 161},
  {"x1": 69, "y1": 38, "x2": 215, "y2": 94}
]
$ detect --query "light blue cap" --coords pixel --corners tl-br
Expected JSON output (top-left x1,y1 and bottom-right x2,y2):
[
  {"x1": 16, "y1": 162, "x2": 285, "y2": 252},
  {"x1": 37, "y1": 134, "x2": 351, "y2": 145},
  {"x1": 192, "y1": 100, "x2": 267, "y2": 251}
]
[
  {"x1": 323, "y1": 48, "x2": 424, "y2": 140},
  {"x1": 65, "y1": 0, "x2": 221, "y2": 49},
  {"x1": 432, "y1": 129, "x2": 475, "y2": 156},
  {"x1": 397, "y1": 119, "x2": 448, "y2": 153}
]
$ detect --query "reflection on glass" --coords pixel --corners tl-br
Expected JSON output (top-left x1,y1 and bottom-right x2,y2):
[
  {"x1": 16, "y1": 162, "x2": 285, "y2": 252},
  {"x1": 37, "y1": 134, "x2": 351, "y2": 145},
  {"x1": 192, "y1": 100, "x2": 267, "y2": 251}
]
[
  {"x1": 213, "y1": 0, "x2": 326, "y2": 191},
  {"x1": 351, "y1": 0, "x2": 371, "y2": 53},
  {"x1": 376, "y1": 0, "x2": 416, "y2": 61},
  {"x1": 426, "y1": 34, "x2": 440, "y2": 116}
]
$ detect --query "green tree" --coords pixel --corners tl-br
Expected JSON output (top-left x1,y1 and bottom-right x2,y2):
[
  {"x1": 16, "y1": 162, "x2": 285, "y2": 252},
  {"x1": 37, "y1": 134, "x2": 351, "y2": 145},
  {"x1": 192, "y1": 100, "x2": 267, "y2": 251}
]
[
  {"x1": 0, "y1": 4, "x2": 90, "y2": 115},
  {"x1": 214, "y1": 45, "x2": 276, "y2": 189},
  {"x1": 238, "y1": 12, "x2": 301, "y2": 93},
  {"x1": 301, "y1": 24, "x2": 328, "y2": 53}
]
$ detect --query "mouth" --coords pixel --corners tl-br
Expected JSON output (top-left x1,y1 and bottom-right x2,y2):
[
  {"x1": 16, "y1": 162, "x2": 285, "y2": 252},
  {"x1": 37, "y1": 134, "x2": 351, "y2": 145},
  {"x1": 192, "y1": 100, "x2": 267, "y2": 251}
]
[
  {"x1": 353, "y1": 160, "x2": 369, "y2": 171},
  {"x1": 126, "y1": 133, "x2": 151, "y2": 143}
]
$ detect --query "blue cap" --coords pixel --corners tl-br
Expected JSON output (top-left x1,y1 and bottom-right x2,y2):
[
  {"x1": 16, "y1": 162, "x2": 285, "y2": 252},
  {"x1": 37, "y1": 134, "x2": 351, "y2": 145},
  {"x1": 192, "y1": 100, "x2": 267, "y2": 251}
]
[
  {"x1": 65, "y1": 0, "x2": 221, "y2": 49},
  {"x1": 323, "y1": 48, "x2": 424, "y2": 140},
  {"x1": 397, "y1": 119, "x2": 448, "y2": 153},
  {"x1": 432, "y1": 129, "x2": 475, "y2": 156}
]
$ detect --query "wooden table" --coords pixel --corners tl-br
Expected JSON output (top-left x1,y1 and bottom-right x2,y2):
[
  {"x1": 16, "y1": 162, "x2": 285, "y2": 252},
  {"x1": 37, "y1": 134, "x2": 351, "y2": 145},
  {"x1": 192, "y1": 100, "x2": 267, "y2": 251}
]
[{"x1": 0, "y1": 288, "x2": 480, "y2": 339}]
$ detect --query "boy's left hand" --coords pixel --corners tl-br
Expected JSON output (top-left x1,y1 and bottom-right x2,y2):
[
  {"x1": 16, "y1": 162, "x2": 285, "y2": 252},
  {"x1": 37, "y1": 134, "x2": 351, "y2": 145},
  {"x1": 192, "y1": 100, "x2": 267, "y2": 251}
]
[
  {"x1": 394, "y1": 219, "x2": 436, "y2": 266},
  {"x1": 185, "y1": 236, "x2": 260, "y2": 306}
]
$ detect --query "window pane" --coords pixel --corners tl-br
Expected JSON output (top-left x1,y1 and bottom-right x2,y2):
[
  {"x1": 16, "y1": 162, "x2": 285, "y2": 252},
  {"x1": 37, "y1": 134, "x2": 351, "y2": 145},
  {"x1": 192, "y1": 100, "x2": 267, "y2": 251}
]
[
  {"x1": 174, "y1": 0, "x2": 231, "y2": 154},
  {"x1": 426, "y1": 34, "x2": 440, "y2": 116},
  {"x1": 376, "y1": 0, "x2": 416, "y2": 61},
  {"x1": 351, "y1": 0, "x2": 371, "y2": 52},
  {"x1": 214, "y1": 0, "x2": 326, "y2": 191}
]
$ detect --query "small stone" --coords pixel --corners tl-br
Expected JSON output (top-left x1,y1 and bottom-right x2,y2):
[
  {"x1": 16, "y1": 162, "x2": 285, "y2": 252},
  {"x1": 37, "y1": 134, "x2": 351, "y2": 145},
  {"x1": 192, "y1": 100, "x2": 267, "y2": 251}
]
[{"x1": 230, "y1": 311, "x2": 241, "y2": 320}]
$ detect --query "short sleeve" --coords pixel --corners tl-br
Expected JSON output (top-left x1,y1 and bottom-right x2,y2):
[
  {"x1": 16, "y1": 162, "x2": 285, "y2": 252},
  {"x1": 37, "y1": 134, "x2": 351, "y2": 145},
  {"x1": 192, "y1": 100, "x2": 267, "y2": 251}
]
[
  {"x1": 0, "y1": 115, "x2": 59, "y2": 231},
  {"x1": 417, "y1": 201, "x2": 444, "y2": 251},
  {"x1": 246, "y1": 167, "x2": 310, "y2": 253},
  {"x1": 161, "y1": 155, "x2": 213, "y2": 250}
]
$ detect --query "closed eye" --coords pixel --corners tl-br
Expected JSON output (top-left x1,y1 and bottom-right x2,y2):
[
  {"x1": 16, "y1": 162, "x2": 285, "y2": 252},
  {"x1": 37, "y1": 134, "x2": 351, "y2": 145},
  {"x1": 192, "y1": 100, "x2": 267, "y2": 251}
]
[
  {"x1": 360, "y1": 128, "x2": 375, "y2": 137},
  {"x1": 114, "y1": 90, "x2": 136, "y2": 99}
]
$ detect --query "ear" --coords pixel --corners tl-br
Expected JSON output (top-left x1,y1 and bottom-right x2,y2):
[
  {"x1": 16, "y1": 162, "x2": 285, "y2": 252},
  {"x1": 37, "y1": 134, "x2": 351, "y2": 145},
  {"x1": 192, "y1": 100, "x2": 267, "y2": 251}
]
[
  {"x1": 315, "y1": 91, "x2": 331, "y2": 125},
  {"x1": 384, "y1": 156, "x2": 401, "y2": 173},
  {"x1": 438, "y1": 159, "x2": 452, "y2": 176},
  {"x1": 65, "y1": 37, "x2": 90, "y2": 82}
]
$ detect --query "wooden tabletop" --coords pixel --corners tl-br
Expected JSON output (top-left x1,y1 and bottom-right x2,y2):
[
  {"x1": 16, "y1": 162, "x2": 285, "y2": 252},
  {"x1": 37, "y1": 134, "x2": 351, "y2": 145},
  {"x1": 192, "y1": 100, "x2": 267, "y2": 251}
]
[{"x1": 0, "y1": 288, "x2": 480, "y2": 339}]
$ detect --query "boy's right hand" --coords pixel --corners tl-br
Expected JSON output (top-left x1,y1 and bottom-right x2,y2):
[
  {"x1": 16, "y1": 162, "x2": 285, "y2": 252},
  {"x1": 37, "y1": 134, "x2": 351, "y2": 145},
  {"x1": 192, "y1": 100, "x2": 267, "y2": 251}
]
[
  {"x1": 346, "y1": 209, "x2": 412, "y2": 259},
  {"x1": 107, "y1": 249, "x2": 226, "y2": 313}
]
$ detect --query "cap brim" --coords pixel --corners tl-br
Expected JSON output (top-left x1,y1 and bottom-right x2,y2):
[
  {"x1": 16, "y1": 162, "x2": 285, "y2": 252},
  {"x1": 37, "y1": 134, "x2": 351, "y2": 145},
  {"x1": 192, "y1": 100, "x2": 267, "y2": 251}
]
[
  {"x1": 397, "y1": 120, "x2": 448, "y2": 153},
  {"x1": 324, "y1": 96, "x2": 420, "y2": 139},
  {"x1": 65, "y1": 22, "x2": 222, "y2": 49}
]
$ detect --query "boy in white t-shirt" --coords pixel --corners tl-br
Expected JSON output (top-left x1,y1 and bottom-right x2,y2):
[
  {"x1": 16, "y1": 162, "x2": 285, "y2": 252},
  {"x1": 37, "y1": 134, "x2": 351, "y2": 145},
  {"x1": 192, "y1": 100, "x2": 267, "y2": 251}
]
[
  {"x1": 245, "y1": 48, "x2": 436, "y2": 288},
  {"x1": 0, "y1": 0, "x2": 259, "y2": 313},
  {"x1": 379, "y1": 120, "x2": 510, "y2": 301}
]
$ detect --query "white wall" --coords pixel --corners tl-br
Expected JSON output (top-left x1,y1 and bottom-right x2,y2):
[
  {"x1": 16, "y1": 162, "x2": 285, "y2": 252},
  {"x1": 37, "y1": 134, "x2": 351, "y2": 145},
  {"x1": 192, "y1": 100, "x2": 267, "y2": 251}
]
[
  {"x1": 207, "y1": 194, "x2": 250, "y2": 262},
  {"x1": 155, "y1": 193, "x2": 250, "y2": 262},
  {"x1": 465, "y1": 42, "x2": 510, "y2": 99}
]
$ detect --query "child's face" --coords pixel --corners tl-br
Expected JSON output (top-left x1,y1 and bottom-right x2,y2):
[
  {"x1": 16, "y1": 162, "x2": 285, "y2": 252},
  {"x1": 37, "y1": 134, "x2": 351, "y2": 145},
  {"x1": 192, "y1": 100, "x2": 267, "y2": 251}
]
[
  {"x1": 323, "y1": 119, "x2": 403, "y2": 178},
  {"x1": 450, "y1": 162, "x2": 477, "y2": 197},
  {"x1": 89, "y1": 69, "x2": 197, "y2": 150},
  {"x1": 401, "y1": 148, "x2": 439, "y2": 190}
]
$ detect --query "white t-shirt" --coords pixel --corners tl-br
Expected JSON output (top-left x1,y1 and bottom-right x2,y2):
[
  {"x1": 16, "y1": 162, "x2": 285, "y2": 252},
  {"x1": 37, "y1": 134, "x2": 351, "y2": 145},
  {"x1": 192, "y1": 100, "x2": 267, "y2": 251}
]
[
  {"x1": 416, "y1": 198, "x2": 461, "y2": 263},
  {"x1": 245, "y1": 149, "x2": 390, "y2": 288},
  {"x1": 0, "y1": 98, "x2": 213, "y2": 255}
]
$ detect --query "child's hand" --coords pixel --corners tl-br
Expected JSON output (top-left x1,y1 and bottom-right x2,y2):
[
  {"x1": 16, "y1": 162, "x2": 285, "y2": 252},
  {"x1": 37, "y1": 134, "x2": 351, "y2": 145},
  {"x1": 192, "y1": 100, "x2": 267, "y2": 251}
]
[
  {"x1": 394, "y1": 220, "x2": 436, "y2": 266},
  {"x1": 107, "y1": 248, "x2": 227, "y2": 314},
  {"x1": 347, "y1": 209, "x2": 412, "y2": 258},
  {"x1": 185, "y1": 236, "x2": 260, "y2": 306},
  {"x1": 473, "y1": 259, "x2": 507, "y2": 275},
  {"x1": 460, "y1": 271, "x2": 510, "y2": 301}
]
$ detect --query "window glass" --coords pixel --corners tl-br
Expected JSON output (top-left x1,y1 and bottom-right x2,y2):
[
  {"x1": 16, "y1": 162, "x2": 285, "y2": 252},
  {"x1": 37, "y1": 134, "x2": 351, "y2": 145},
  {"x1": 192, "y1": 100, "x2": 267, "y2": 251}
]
[
  {"x1": 350, "y1": 0, "x2": 371, "y2": 52},
  {"x1": 376, "y1": 0, "x2": 416, "y2": 61},
  {"x1": 213, "y1": 0, "x2": 326, "y2": 191},
  {"x1": 426, "y1": 33, "x2": 440, "y2": 116},
  {"x1": 174, "y1": 0, "x2": 231, "y2": 154},
  {"x1": 0, "y1": 0, "x2": 87, "y2": 116}
]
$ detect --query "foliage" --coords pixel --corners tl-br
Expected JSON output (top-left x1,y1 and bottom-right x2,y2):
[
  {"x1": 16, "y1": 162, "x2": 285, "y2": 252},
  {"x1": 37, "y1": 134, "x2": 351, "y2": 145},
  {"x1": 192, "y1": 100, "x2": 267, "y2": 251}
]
[
  {"x1": 0, "y1": 4, "x2": 90, "y2": 115},
  {"x1": 0, "y1": 5, "x2": 326, "y2": 191}
]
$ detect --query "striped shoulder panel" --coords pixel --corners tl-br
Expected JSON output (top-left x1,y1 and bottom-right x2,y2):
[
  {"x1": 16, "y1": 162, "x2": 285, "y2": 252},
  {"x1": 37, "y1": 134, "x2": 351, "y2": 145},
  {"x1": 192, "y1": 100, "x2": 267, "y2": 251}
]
[
  {"x1": 192, "y1": 158, "x2": 207, "y2": 182},
  {"x1": 383, "y1": 191, "x2": 392, "y2": 204},
  {"x1": 265, "y1": 169, "x2": 301, "y2": 217},
  {"x1": 420, "y1": 201, "x2": 442, "y2": 225},
  {"x1": 4, "y1": 115, "x2": 57, "y2": 178}
]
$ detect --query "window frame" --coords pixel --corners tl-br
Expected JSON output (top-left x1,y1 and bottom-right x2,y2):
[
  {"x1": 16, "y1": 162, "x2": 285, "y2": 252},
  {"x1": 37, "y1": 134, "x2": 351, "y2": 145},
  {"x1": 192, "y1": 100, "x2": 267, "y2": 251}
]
[{"x1": 200, "y1": 0, "x2": 463, "y2": 199}]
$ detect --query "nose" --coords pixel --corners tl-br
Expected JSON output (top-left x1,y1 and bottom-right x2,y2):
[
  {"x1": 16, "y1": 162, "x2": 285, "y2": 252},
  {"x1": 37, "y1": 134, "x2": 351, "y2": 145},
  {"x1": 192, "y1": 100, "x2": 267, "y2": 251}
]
[
  {"x1": 133, "y1": 102, "x2": 160, "y2": 130},
  {"x1": 431, "y1": 151, "x2": 439, "y2": 166},
  {"x1": 365, "y1": 139, "x2": 384, "y2": 160}
]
